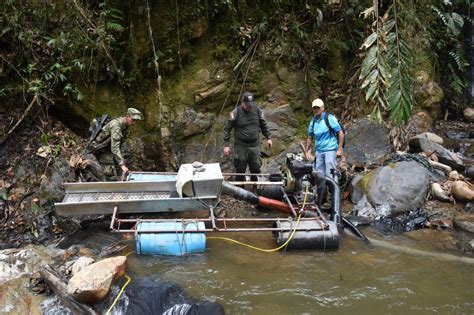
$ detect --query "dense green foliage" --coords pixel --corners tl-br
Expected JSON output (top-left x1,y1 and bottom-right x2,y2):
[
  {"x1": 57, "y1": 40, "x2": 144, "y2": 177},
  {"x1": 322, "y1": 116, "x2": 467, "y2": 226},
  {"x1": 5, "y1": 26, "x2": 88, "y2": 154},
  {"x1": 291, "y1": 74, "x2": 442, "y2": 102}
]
[
  {"x1": 429, "y1": 0, "x2": 471, "y2": 115},
  {"x1": 359, "y1": 0, "x2": 471, "y2": 124},
  {"x1": 0, "y1": 0, "x2": 126, "y2": 105},
  {"x1": 0, "y1": 0, "x2": 471, "y2": 127},
  {"x1": 359, "y1": 2, "x2": 415, "y2": 125}
]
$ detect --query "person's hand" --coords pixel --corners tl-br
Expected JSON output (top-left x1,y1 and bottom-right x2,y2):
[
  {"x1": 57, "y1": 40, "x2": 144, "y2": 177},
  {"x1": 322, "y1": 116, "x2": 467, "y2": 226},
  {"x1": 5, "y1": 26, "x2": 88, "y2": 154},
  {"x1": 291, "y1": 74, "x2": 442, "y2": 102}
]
[
  {"x1": 223, "y1": 146, "x2": 231, "y2": 157},
  {"x1": 121, "y1": 164, "x2": 129, "y2": 174},
  {"x1": 336, "y1": 148, "x2": 343, "y2": 158},
  {"x1": 267, "y1": 139, "x2": 273, "y2": 148}
]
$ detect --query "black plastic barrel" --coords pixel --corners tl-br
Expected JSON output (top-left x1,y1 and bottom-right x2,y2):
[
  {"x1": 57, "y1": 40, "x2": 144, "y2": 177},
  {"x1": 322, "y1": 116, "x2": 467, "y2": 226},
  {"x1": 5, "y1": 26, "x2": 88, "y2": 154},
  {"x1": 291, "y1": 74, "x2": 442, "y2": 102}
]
[{"x1": 274, "y1": 220, "x2": 340, "y2": 250}]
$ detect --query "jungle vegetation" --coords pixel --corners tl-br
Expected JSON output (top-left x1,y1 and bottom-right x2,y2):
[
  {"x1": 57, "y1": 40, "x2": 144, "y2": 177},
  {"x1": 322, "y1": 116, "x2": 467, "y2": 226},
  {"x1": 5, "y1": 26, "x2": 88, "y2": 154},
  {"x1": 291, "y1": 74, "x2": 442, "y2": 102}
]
[{"x1": 0, "y1": 0, "x2": 471, "y2": 137}]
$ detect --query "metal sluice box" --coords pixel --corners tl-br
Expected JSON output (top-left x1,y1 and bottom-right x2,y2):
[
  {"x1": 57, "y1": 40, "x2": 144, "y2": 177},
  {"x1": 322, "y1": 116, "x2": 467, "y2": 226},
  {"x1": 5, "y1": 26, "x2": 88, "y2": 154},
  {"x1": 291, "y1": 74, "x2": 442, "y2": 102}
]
[
  {"x1": 55, "y1": 163, "x2": 223, "y2": 216},
  {"x1": 55, "y1": 162, "x2": 341, "y2": 254}
]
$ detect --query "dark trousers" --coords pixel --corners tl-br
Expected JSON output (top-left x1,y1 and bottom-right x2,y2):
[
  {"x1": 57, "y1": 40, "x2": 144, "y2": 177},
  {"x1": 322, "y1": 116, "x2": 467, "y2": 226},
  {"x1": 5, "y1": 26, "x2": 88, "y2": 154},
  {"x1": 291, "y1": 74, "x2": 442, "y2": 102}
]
[{"x1": 233, "y1": 144, "x2": 262, "y2": 182}]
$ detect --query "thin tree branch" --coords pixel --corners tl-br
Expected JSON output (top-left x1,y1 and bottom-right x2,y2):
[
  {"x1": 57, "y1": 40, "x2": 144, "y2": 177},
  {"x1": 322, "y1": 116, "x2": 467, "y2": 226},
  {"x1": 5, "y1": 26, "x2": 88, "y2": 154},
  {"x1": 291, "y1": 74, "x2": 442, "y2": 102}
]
[{"x1": 0, "y1": 94, "x2": 38, "y2": 145}]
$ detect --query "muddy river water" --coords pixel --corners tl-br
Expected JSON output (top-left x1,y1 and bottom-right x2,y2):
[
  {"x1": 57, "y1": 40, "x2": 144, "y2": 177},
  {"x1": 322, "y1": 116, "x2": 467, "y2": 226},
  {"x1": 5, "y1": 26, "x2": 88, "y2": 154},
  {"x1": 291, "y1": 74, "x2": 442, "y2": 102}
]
[{"x1": 121, "y1": 227, "x2": 474, "y2": 314}]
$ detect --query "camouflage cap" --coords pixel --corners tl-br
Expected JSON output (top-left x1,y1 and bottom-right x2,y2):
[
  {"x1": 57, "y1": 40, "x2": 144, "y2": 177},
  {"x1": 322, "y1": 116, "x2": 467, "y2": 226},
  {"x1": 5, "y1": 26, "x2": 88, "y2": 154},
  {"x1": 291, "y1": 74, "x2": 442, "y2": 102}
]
[{"x1": 127, "y1": 107, "x2": 142, "y2": 120}]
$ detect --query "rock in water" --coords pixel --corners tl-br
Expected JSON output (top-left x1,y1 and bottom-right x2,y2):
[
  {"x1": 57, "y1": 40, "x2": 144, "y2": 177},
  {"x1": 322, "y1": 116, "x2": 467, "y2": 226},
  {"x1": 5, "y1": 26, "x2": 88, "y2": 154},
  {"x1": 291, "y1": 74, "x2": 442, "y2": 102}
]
[
  {"x1": 67, "y1": 256, "x2": 126, "y2": 303},
  {"x1": 451, "y1": 181, "x2": 474, "y2": 202},
  {"x1": 431, "y1": 183, "x2": 450, "y2": 202}
]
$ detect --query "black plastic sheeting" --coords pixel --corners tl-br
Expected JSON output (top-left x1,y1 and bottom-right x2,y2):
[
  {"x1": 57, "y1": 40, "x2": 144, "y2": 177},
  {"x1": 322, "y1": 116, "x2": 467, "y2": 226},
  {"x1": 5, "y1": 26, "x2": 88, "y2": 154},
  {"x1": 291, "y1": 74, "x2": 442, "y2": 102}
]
[
  {"x1": 373, "y1": 208, "x2": 428, "y2": 235},
  {"x1": 106, "y1": 278, "x2": 225, "y2": 315}
]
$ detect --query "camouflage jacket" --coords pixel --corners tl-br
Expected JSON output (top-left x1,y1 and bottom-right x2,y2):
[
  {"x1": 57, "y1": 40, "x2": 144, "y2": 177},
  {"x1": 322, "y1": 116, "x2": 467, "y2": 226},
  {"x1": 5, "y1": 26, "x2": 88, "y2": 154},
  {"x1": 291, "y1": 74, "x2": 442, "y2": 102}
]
[{"x1": 92, "y1": 117, "x2": 130, "y2": 166}]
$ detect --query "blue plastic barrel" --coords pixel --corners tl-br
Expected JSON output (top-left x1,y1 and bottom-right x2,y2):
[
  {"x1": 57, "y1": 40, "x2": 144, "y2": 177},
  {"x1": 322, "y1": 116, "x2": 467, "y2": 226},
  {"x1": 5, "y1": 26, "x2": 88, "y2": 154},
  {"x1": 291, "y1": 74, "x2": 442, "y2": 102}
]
[{"x1": 136, "y1": 221, "x2": 206, "y2": 256}]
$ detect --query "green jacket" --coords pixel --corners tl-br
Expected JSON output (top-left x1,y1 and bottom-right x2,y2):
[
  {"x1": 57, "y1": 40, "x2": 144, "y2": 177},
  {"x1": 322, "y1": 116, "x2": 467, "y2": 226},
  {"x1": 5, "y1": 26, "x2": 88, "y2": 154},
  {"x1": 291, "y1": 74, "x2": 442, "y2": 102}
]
[
  {"x1": 93, "y1": 117, "x2": 130, "y2": 166},
  {"x1": 223, "y1": 105, "x2": 271, "y2": 147}
]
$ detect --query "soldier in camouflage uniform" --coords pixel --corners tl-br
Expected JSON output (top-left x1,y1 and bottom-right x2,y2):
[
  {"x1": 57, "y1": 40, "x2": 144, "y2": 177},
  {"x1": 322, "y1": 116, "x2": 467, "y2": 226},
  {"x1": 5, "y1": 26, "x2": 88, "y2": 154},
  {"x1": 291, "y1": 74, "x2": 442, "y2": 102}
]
[
  {"x1": 223, "y1": 92, "x2": 272, "y2": 182},
  {"x1": 90, "y1": 108, "x2": 142, "y2": 181}
]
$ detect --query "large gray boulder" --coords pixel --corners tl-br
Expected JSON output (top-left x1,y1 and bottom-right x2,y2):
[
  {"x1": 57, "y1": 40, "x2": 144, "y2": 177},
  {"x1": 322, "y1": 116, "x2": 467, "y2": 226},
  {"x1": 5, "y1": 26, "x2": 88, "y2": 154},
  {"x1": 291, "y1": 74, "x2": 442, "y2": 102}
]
[
  {"x1": 353, "y1": 161, "x2": 430, "y2": 217},
  {"x1": 344, "y1": 118, "x2": 392, "y2": 167}
]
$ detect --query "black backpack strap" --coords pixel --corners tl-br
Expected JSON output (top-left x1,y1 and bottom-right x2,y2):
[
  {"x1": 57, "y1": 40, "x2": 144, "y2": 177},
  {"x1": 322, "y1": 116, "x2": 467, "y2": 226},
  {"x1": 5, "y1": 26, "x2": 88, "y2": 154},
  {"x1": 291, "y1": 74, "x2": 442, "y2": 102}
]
[{"x1": 324, "y1": 113, "x2": 336, "y2": 136}]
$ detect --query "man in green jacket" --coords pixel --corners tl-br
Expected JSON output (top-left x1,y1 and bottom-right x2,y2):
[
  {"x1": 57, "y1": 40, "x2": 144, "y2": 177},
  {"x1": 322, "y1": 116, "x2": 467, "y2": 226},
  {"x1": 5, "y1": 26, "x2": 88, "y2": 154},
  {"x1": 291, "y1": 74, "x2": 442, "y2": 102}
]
[
  {"x1": 223, "y1": 92, "x2": 272, "y2": 182},
  {"x1": 91, "y1": 107, "x2": 142, "y2": 181}
]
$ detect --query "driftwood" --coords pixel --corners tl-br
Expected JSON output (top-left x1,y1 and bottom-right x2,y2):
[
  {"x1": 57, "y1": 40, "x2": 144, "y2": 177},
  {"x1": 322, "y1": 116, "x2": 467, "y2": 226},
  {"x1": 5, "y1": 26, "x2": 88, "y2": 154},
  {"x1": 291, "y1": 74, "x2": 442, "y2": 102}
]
[
  {"x1": 431, "y1": 183, "x2": 451, "y2": 202},
  {"x1": 429, "y1": 160, "x2": 452, "y2": 174},
  {"x1": 40, "y1": 265, "x2": 98, "y2": 315}
]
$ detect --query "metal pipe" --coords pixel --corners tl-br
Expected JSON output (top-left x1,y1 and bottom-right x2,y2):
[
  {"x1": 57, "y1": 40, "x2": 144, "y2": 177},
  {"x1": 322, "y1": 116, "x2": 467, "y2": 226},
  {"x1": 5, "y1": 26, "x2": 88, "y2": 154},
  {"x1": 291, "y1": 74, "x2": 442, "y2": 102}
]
[
  {"x1": 115, "y1": 217, "x2": 321, "y2": 223},
  {"x1": 325, "y1": 176, "x2": 342, "y2": 227},
  {"x1": 114, "y1": 227, "x2": 327, "y2": 233},
  {"x1": 128, "y1": 171, "x2": 272, "y2": 176},
  {"x1": 280, "y1": 186, "x2": 297, "y2": 216},
  {"x1": 228, "y1": 181, "x2": 284, "y2": 186}
]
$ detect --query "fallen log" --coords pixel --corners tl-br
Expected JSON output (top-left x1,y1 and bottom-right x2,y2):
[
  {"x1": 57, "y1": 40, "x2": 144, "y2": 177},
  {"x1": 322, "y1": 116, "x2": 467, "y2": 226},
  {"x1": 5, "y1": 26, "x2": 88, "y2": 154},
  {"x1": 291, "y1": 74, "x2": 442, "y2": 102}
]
[{"x1": 40, "y1": 265, "x2": 98, "y2": 315}]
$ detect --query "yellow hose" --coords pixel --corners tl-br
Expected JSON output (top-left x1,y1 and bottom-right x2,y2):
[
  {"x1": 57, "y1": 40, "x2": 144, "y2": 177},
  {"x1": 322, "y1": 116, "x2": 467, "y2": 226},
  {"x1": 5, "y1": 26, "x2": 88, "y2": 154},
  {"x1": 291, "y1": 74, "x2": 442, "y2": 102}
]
[
  {"x1": 105, "y1": 274, "x2": 131, "y2": 315},
  {"x1": 207, "y1": 185, "x2": 310, "y2": 253},
  {"x1": 207, "y1": 212, "x2": 302, "y2": 252}
]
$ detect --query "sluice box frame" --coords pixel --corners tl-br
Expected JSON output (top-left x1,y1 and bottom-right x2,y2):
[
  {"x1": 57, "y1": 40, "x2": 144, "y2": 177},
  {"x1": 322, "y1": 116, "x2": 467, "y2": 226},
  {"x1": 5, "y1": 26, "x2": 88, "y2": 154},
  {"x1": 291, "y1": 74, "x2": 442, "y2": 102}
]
[{"x1": 55, "y1": 163, "x2": 339, "y2": 254}]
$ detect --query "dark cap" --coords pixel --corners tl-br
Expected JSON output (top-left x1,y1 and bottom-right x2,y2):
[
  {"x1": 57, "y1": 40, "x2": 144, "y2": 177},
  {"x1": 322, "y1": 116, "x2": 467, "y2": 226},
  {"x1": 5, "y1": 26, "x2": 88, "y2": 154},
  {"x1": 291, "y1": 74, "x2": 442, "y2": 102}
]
[{"x1": 242, "y1": 92, "x2": 256, "y2": 106}]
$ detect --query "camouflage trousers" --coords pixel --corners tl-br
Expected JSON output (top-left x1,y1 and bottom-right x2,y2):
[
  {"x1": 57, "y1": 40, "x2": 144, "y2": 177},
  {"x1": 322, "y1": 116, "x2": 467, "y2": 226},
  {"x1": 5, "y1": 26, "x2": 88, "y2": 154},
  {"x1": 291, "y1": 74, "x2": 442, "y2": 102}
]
[
  {"x1": 96, "y1": 150, "x2": 122, "y2": 181},
  {"x1": 81, "y1": 151, "x2": 121, "y2": 181},
  {"x1": 233, "y1": 144, "x2": 262, "y2": 182}
]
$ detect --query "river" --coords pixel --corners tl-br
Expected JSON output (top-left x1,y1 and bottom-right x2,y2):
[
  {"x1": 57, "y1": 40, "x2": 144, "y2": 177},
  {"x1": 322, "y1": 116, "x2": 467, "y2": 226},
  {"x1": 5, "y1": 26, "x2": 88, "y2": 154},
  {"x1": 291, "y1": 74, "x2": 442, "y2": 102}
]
[{"x1": 121, "y1": 228, "x2": 474, "y2": 314}]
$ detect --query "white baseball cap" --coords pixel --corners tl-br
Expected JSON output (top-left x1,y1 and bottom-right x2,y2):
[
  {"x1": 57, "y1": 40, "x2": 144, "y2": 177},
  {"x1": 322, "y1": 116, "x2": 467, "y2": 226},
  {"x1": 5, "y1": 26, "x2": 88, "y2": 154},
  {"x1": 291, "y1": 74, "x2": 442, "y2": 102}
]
[{"x1": 311, "y1": 98, "x2": 324, "y2": 108}]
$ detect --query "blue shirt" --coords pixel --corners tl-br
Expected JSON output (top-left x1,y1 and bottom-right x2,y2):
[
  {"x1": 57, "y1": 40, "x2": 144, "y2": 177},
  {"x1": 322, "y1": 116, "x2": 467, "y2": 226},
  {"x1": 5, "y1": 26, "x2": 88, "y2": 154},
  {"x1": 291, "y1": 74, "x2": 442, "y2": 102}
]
[{"x1": 308, "y1": 112, "x2": 341, "y2": 153}]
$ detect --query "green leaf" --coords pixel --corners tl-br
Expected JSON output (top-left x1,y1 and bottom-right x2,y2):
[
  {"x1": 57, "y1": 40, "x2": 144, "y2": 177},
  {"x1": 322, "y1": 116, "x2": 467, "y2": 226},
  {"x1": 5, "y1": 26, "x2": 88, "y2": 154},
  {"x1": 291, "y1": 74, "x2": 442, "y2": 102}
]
[
  {"x1": 365, "y1": 81, "x2": 378, "y2": 101},
  {"x1": 360, "y1": 32, "x2": 377, "y2": 49}
]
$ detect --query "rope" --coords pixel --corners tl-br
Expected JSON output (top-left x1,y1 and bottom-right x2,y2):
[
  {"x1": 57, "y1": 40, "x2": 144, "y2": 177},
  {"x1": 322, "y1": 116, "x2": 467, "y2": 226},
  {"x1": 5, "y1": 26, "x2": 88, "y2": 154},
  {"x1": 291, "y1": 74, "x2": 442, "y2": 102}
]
[
  {"x1": 174, "y1": 0, "x2": 182, "y2": 72},
  {"x1": 145, "y1": 0, "x2": 163, "y2": 127},
  {"x1": 384, "y1": 153, "x2": 434, "y2": 172},
  {"x1": 199, "y1": 37, "x2": 260, "y2": 162},
  {"x1": 105, "y1": 274, "x2": 131, "y2": 315}
]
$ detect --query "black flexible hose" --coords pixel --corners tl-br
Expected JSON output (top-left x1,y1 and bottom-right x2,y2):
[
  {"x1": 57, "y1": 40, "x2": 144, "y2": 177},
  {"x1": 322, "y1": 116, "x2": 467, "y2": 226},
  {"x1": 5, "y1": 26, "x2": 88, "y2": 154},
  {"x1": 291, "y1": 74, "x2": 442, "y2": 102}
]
[{"x1": 342, "y1": 217, "x2": 370, "y2": 244}]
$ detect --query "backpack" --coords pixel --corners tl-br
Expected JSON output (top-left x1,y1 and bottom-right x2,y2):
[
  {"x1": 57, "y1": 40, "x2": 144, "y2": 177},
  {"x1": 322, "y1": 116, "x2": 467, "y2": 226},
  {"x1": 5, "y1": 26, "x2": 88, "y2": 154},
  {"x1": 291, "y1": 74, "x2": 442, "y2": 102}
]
[
  {"x1": 324, "y1": 113, "x2": 345, "y2": 148},
  {"x1": 311, "y1": 113, "x2": 345, "y2": 148}
]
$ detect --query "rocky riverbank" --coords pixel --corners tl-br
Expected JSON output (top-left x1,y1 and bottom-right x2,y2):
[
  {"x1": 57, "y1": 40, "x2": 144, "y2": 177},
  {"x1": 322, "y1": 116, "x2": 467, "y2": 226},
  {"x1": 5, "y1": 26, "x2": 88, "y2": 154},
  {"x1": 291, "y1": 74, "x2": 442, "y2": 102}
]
[{"x1": 1, "y1": 109, "x2": 473, "y2": 313}]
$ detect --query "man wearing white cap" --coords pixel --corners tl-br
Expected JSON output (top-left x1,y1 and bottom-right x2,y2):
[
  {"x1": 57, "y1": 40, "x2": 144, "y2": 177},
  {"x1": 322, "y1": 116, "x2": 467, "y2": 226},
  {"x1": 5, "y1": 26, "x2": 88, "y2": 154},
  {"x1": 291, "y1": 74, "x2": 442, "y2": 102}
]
[{"x1": 304, "y1": 98, "x2": 344, "y2": 181}]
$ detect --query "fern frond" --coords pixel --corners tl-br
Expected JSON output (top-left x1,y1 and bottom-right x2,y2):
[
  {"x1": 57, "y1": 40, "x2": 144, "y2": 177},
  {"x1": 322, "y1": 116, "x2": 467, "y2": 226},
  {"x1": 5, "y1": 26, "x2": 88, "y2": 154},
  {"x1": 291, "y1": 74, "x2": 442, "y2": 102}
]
[
  {"x1": 359, "y1": 3, "x2": 415, "y2": 126},
  {"x1": 107, "y1": 22, "x2": 125, "y2": 32},
  {"x1": 431, "y1": 6, "x2": 448, "y2": 26}
]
